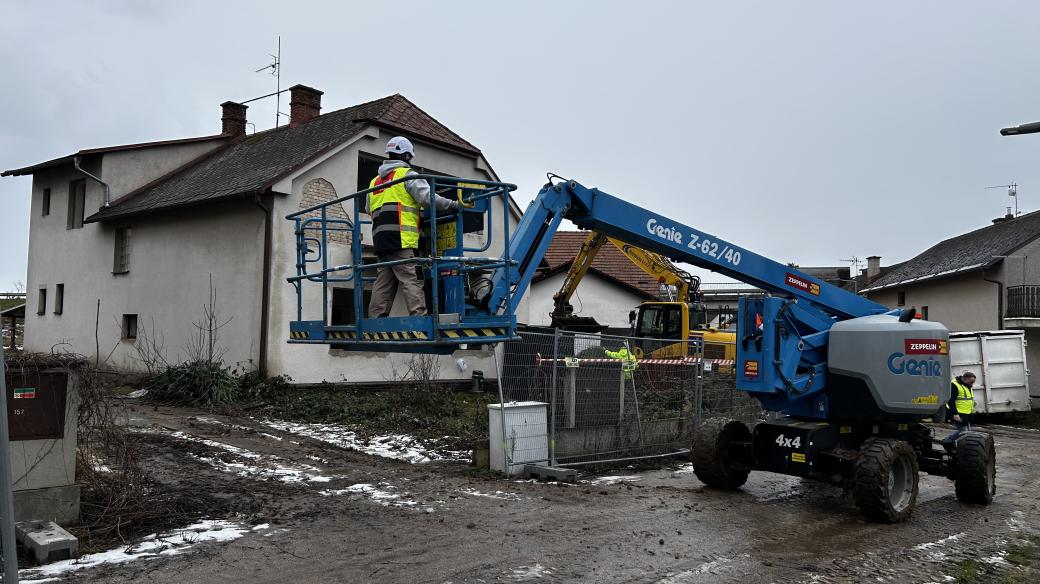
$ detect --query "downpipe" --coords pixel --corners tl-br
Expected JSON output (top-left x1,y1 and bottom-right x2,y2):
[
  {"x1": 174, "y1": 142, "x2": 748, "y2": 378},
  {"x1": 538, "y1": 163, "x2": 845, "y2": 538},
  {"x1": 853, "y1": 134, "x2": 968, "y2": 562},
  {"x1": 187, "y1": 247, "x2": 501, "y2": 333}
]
[
  {"x1": 982, "y1": 269, "x2": 1003, "y2": 330},
  {"x1": 254, "y1": 193, "x2": 273, "y2": 376},
  {"x1": 73, "y1": 155, "x2": 111, "y2": 208}
]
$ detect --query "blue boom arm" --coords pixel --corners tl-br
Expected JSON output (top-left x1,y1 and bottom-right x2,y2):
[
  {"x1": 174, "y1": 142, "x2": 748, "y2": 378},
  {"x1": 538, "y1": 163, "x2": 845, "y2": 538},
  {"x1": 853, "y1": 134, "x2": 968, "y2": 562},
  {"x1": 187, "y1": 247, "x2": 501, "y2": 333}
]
[{"x1": 485, "y1": 179, "x2": 889, "y2": 419}]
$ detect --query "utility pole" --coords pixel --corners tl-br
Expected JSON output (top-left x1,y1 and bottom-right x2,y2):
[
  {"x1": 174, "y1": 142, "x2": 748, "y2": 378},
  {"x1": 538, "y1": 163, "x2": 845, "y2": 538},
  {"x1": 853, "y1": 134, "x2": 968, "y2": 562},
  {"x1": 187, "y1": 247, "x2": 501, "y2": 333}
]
[{"x1": 0, "y1": 344, "x2": 19, "y2": 584}]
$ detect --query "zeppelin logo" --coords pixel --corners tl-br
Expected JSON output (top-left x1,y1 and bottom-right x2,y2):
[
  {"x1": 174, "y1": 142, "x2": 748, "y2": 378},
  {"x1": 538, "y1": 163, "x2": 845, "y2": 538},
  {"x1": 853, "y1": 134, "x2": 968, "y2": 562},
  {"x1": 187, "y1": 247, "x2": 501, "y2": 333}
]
[
  {"x1": 785, "y1": 273, "x2": 820, "y2": 296},
  {"x1": 904, "y1": 339, "x2": 948, "y2": 355},
  {"x1": 743, "y1": 360, "x2": 759, "y2": 379}
]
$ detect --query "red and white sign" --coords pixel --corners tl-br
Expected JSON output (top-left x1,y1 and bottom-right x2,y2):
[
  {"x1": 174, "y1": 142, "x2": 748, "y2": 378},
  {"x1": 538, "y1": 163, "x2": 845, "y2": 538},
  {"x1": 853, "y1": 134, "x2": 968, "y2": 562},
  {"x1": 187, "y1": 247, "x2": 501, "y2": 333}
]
[
  {"x1": 743, "y1": 360, "x2": 760, "y2": 379},
  {"x1": 904, "y1": 339, "x2": 948, "y2": 355},
  {"x1": 785, "y1": 273, "x2": 821, "y2": 296}
]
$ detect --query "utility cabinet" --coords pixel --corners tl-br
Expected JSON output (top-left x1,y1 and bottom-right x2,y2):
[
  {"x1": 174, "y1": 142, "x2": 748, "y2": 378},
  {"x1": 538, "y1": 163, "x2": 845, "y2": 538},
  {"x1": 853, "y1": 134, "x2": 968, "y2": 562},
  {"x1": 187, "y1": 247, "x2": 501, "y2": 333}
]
[
  {"x1": 488, "y1": 401, "x2": 548, "y2": 475},
  {"x1": 949, "y1": 331, "x2": 1030, "y2": 414}
]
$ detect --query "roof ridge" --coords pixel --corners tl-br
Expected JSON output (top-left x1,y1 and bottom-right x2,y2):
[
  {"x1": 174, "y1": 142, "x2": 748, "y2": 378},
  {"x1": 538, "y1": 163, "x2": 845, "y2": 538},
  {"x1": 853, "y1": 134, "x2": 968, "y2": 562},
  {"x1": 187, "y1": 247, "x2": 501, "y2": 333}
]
[{"x1": 379, "y1": 94, "x2": 478, "y2": 152}]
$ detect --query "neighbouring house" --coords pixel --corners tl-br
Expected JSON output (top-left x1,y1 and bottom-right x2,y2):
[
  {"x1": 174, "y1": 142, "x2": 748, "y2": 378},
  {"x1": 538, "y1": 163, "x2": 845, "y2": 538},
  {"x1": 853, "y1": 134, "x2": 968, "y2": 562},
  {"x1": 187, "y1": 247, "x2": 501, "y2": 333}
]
[
  {"x1": 3, "y1": 85, "x2": 524, "y2": 384},
  {"x1": 527, "y1": 232, "x2": 660, "y2": 331},
  {"x1": 861, "y1": 210, "x2": 1040, "y2": 382}
]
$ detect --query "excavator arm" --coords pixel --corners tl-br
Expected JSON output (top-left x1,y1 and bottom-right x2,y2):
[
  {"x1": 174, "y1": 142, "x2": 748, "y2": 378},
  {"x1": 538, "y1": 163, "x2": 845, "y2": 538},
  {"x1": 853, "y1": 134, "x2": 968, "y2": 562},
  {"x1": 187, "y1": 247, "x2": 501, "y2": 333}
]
[{"x1": 548, "y1": 231, "x2": 701, "y2": 330}]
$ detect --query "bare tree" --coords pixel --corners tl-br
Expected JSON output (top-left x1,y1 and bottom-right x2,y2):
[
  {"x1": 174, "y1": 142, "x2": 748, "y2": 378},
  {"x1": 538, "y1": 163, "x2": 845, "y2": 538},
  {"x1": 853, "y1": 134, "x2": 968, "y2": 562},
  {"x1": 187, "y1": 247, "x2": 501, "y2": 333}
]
[
  {"x1": 13, "y1": 280, "x2": 24, "y2": 294},
  {"x1": 185, "y1": 274, "x2": 232, "y2": 364}
]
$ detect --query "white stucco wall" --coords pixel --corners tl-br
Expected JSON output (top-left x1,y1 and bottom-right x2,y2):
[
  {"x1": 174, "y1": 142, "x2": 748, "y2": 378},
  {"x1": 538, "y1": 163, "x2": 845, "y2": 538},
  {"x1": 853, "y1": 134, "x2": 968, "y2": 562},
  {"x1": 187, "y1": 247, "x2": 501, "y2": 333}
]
[
  {"x1": 865, "y1": 274, "x2": 1000, "y2": 332},
  {"x1": 527, "y1": 272, "x2": 647, "y2": 329},
  {"x1": 23, "y1": 156, "x2": 263, "y2": 370},
  {"x1": 102, "y1": 139, "x2": 226, "y2": 201},
  {"x1": 266, "y1": 127, "x2": 525, "y2": 384}
]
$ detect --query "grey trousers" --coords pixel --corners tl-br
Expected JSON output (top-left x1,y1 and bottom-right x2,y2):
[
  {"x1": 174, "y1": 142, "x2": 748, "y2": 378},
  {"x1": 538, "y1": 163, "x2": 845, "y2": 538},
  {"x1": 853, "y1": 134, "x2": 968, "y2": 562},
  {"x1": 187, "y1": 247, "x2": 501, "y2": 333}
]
[{"x1": 368, "y1": 248, "x2": 428, "y2": 317}]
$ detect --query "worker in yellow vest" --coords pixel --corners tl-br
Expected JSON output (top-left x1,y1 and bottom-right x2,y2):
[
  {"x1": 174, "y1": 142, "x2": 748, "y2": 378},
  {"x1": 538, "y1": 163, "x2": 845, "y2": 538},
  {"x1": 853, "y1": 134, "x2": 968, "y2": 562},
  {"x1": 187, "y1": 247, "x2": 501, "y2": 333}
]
[
  {"x1": 367, "y1": 137, "x2": 461, "y2": 317},
  {"x1": 944, "y1": 370, "x2": 976, "y2": 444},
  {"x1": 604, "y1": 345, "x2": 638, "y2": 381}
]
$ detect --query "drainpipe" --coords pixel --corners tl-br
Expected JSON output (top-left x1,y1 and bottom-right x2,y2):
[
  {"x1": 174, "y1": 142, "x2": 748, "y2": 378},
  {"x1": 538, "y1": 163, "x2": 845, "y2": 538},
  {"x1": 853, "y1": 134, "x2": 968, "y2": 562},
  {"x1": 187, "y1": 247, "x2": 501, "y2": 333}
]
[
  {"x1": 254, "y1": 192, "x2": 273, "y2": 376},
  {"x1": 982, "y1": 269, "x2": 1003, "y2": 330},
  {"x1": 73, "y1": 155, "x2": 111, "y2": 208}
]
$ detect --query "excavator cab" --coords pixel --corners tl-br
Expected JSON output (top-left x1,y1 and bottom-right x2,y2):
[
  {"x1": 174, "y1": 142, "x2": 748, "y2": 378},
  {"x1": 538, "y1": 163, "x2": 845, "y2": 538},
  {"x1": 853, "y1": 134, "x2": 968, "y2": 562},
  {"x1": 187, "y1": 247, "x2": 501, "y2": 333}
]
[{"x1": 630, "y1": 301, "x2": 734, "y2": 360}]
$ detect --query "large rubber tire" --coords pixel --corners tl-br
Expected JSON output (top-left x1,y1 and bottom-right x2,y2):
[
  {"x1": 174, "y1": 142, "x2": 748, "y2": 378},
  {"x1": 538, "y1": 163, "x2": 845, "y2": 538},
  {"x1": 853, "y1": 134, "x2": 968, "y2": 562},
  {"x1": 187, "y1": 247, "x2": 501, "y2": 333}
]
[
  {"x1": 691, "y1": 418, "x2": 752, "y2": 489},
  {"x1": 954, "y1": 432, "x2": 996, "y2": 505},
  {"x1": 852, "y1": 438, "x2": 920, "y2": 523}
]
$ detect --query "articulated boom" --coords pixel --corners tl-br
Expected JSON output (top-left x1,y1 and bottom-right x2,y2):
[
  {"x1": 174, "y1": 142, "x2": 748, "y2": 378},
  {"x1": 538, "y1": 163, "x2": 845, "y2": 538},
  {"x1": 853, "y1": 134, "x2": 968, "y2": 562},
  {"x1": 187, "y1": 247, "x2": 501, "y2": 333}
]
[{"x1": 287, "y1": 175, "x2": 947, "y2": 421}]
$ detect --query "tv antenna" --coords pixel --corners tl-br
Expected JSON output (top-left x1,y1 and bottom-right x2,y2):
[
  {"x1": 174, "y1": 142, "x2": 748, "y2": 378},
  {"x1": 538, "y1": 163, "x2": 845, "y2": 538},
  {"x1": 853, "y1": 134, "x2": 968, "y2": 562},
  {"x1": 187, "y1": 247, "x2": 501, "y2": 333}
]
[
  {"x1": 839, "y1": 256, "x2": 862, "y2": 292},
  {"x1": 255, "y1": 36, "x2": 285, "y2": 127},
  {"x1": 985, "y1": 182, "x2": 1019, "y2": 217}
]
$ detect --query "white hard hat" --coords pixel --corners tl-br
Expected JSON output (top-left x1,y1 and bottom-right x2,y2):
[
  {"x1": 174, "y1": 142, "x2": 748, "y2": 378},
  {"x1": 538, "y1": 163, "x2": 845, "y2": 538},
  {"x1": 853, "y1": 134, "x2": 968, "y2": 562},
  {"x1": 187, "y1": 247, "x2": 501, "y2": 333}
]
[{"x1": 385, "y1": 136, "x2": 414, "y2": 156}]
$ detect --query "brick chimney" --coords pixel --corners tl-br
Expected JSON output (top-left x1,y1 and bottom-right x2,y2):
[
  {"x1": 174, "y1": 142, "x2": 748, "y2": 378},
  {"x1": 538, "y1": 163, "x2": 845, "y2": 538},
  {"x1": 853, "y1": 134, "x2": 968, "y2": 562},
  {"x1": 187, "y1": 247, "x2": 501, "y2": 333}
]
[
  {"x1": 289, "y1": 84, "x2": 323, "y2": 127},
  {"x1": 221, "y1": 101, "x2": 248, "y2": 137},
  {"x1": 866, "y1": 255, "x2": 881, "y2": 281}
]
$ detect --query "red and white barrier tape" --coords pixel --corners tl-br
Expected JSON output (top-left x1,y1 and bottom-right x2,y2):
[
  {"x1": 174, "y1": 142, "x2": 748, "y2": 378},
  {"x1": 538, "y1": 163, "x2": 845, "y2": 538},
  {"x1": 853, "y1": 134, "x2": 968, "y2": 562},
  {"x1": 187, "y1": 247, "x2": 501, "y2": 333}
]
[{"x1": 535, "y1": 353, "x2": 734, "y2": 366}]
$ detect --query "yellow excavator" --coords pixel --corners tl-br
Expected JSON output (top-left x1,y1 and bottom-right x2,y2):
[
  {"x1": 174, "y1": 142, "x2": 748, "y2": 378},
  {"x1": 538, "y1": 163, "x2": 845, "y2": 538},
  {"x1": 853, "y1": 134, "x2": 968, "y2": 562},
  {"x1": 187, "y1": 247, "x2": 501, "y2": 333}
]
[{"x1": 549, "y1": 232, "x2": 736, "y2": 360}]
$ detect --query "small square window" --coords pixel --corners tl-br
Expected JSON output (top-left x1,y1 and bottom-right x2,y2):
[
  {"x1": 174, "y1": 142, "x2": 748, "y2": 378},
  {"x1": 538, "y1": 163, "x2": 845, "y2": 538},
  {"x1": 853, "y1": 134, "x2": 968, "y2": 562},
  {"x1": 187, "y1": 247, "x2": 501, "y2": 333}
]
[
  {"x1": 897, "y1": 291, "x2": 906, "y2": 307},
  {"x1": 122, "y1": 314, "x2": 138, "y2": 340},
  {"x1": 921, "y1": 306, "x2": 929, "y2": 321},
  {"x1": 37, "y1": 287, "x2": 47, "y2": 315},
  {"x1": 42, "y1": 188, "x2": 51, "y2": 216},
  {"x1": 54, "y1": 283, "x2": 64, "y2": 315}
]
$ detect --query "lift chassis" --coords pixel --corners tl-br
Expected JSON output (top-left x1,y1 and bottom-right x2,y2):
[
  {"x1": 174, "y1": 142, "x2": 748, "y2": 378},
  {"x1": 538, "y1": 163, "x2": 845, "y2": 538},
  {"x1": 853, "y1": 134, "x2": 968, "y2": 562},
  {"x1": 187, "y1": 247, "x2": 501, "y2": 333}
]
[{"x1": 286, "y1": 175, "x2": 996, "y2": 522}]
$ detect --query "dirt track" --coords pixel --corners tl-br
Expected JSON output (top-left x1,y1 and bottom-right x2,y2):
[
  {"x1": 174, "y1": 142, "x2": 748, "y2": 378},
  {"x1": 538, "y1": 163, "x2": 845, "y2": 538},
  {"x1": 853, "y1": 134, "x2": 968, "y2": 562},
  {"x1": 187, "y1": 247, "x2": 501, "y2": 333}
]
[{"x1": 55, "y1": 405, "x2": 1040, "y2": 584}]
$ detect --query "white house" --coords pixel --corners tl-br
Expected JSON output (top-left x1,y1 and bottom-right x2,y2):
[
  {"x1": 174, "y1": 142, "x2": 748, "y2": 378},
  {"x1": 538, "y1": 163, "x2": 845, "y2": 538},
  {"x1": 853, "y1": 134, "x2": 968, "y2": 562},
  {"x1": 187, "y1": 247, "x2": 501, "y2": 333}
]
[{"x1": 3, "y1": 85, "x2": 526, "y2": 384}]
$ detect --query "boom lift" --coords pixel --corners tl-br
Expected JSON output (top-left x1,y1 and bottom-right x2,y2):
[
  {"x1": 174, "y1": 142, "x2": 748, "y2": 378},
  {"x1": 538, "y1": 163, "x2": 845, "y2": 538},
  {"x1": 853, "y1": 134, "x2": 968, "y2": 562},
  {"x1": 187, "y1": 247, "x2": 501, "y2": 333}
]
[
  {"x1": 287, "y1": 174, "x2": 995, "y2": 522},
  {"x1": 548, "y1": 232, "x2": 736, "y2": 360}
]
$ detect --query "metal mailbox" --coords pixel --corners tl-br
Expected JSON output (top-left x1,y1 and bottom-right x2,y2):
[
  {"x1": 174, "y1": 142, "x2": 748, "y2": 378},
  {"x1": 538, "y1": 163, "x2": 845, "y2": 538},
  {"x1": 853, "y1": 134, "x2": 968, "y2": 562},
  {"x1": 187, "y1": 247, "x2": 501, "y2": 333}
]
[{"x1": 4, "y1": 371, "x2": 68, "y2": 441}]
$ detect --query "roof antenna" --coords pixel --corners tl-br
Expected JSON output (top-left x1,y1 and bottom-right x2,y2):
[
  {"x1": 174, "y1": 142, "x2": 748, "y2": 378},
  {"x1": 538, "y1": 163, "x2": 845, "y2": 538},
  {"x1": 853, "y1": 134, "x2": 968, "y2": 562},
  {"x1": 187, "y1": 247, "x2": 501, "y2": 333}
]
[
  {"x1": 985, "y1": 182, "x2": 1019, "y2": 217},
  {"x1": 255, "y1": 36, "x2": 284, "y2": 127}
]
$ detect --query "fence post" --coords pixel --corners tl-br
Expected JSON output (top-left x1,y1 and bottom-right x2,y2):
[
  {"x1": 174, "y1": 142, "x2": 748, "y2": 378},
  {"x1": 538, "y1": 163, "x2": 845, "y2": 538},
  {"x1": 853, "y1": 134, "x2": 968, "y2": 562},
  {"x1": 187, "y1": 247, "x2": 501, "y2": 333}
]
[{"x1": 549, "y1": 328, "x2": 560, "y2": 465}]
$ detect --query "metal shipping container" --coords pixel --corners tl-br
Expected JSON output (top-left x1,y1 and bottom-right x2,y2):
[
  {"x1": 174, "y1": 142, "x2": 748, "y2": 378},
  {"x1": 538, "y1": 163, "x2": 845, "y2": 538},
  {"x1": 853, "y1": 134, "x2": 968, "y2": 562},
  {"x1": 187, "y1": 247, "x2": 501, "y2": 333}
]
[{"x1": 949, "y1": 330, "x2": 1031, "y2": 414}]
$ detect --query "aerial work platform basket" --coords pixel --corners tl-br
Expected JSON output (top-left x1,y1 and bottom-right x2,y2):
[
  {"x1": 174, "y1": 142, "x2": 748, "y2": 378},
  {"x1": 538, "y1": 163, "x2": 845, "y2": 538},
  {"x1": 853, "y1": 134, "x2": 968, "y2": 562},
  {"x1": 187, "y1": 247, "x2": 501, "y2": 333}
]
[{"x1": 286, "y1": 174, "x2": 519, "y2": 353}]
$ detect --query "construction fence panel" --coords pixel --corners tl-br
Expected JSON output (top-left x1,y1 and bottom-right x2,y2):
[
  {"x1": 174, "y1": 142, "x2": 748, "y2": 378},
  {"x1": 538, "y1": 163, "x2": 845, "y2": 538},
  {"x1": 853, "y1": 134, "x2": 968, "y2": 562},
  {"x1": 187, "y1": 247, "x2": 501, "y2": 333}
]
[{"x1": 498, "y1": 330, "x2": 766, "y2": 469}]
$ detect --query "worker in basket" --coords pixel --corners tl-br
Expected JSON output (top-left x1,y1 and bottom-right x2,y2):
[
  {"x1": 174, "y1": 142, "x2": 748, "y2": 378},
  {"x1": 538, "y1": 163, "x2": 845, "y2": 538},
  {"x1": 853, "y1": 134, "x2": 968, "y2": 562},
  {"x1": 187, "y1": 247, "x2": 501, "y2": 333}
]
[{"x1": 366, "y1": 137, "x2": 466, "y2": 317}]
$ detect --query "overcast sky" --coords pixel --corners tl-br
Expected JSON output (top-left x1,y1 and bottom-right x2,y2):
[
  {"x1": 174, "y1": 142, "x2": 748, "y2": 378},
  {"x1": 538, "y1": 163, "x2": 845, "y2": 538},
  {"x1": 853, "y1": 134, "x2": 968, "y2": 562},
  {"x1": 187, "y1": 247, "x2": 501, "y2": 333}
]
[{"x1": 3, "y1": 1, "x2": 1040, "y2": 290}]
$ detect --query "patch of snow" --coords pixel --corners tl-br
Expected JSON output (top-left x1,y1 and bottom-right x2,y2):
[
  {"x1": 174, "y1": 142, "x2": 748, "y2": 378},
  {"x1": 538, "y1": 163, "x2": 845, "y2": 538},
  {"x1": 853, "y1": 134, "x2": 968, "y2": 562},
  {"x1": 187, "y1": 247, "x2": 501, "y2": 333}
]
[
  {"x1": 460, "y1": 488, "x2": 522, "y2": 501},
  {"x1": 321, "y1": 483, "x2": 427, "y2": 510},
  {"x1": 912, "y1": 532, "x2": 965, "y2": 551},
  {"x1": 20, "y1": 520, "x2": 259, "y2": 583},
  {"x1": 260, "y1": 419, "x2": 459, "y2": 464},
  {"x1": 671, "y1": 463, "x2": 695, "y2": 475},
  {"x1": 156, "y1": 429, "x2": 335, "y2": 483},
  {"x1": 587, "y1": 475, "x2": 642, "y2": 485},
  {"x1": 126, "y1": 389, "x2": 148, "y2": 399},
  {"x1": 509, "y1": 563, "x2": 553, "y2": 581},
  {"x1": 259, "y1": 432, "x2": 284, "y2": 441}
]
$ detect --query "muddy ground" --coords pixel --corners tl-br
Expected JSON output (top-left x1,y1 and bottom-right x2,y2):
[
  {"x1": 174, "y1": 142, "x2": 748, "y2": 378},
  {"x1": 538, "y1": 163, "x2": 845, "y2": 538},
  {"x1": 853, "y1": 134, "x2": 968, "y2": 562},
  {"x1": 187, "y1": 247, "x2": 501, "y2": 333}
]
[{"x1": 47, "y1": 404, "x2": 1040, "y2": 584}]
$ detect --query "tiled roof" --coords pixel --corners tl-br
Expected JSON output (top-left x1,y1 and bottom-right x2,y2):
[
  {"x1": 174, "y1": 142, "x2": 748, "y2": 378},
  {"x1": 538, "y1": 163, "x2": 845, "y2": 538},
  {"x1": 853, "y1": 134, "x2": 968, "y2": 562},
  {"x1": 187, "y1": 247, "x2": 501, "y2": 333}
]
[
  {"x1": 862, "y1": 210, "x2": 1040, "y2": 292},
  {"x1": 83, "y1": 94, "x2": 480, "y2": 223},
  {"x1": 537, "y1": 231, "x2": 659, "y2": 298}
]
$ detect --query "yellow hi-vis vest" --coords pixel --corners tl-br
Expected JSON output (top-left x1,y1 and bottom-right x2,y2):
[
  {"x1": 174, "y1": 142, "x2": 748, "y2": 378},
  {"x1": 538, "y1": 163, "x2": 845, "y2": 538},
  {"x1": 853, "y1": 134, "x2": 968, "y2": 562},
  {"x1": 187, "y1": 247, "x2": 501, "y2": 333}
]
[
  {"x1": 605, "y1": 347, "x2": 638, "y2": 380},
  {"x1": 369, "y1": 166, "x2": 420, "y2": 250},
  {"x1": 952, "y1": 378, "x2": 974, "y2": 415}
]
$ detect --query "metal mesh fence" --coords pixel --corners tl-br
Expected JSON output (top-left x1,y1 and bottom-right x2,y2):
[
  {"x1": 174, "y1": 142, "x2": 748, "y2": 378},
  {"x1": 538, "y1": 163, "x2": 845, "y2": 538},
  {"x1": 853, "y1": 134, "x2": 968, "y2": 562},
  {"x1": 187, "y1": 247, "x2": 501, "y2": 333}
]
[{"x1": 495, "y1": 329, "x2": 766, "y2": 470}]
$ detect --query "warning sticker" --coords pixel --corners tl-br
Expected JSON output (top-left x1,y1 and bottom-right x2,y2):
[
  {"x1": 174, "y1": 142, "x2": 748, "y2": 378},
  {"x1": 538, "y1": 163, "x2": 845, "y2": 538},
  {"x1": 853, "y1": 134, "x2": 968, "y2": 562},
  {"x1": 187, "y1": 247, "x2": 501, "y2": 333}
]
[
  {"x1": 785, "y1": 272, "x2": 821, "y2": 296},
  {"x1": 13, "y1": 387, "x2": 36, "y2": 399},
  {"x1": 791, "y1": 452, "x2": 806, "y2": 463},
  {"x1": 743, "y1": 360, "x2": 759, "y2": 380}
]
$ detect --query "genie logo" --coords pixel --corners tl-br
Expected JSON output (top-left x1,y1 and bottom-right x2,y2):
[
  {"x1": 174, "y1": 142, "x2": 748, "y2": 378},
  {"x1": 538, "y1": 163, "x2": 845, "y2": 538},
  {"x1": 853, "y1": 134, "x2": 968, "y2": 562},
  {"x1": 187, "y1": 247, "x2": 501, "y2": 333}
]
[{"x1": 887, "y1": 352, "x2": 943, "y2": 377}]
